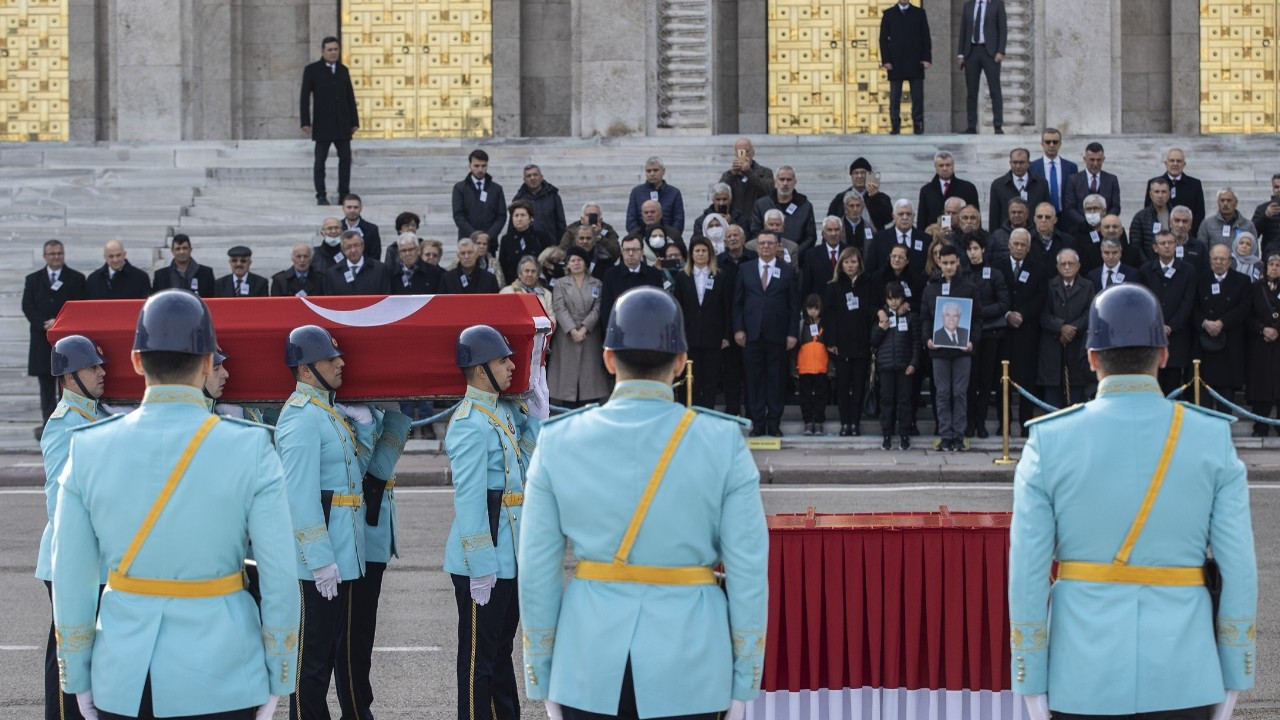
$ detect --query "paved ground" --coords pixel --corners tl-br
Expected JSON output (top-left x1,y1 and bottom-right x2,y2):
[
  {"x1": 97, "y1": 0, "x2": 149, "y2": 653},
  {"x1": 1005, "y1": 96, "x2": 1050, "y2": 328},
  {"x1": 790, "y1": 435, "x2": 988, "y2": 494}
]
[{"x1": 0, "y1": 483, "x2": 1275, "y2": 719}]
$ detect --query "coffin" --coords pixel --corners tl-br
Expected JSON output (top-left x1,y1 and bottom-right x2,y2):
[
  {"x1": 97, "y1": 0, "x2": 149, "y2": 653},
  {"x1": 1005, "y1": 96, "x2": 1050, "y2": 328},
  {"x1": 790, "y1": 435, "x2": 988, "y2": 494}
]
[{"x1": 47, "y1": 294, "x2": 551, "y2": 403}]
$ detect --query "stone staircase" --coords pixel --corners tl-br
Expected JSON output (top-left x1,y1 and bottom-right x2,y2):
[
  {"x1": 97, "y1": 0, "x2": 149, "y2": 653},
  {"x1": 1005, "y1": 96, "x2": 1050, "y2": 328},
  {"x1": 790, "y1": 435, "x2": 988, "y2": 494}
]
[{"x1": 0, "y1": 133, "x2": 1276, "y2": 432}]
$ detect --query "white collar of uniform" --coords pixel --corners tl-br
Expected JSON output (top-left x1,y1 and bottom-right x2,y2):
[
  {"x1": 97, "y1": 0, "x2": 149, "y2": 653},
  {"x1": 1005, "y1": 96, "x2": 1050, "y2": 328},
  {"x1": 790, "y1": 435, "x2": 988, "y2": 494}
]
[
  {"x1": 1096, "y1": 374, "x2": 1162, "y2": 397},
  {"x1": 60, "y1": 387, "x2": 100, "y2": 416},
  {"x1": 464, "y1": 384, "x2": 500, "y2": 408},
  {"x1": 610, "y1": 380, "x2": 675, "y2": 403},
  {"x1": 141, "y1": 384, "x2": 207, "y2": 406}
]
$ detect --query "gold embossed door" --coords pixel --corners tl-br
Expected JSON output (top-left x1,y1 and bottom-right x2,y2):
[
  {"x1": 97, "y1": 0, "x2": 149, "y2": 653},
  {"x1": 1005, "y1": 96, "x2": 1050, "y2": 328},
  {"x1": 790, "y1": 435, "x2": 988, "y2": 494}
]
[
  {"x1": 768, "y1": 0, "x2": 905, "y2": 135},
  {"x1": 1200, "y1": 0, "x2": 1277, "y2": 133},
  {"x1": 343, "y1": 0, "x2": 492, "y2": 138},
  {"x1": 0, "y1": 0, "x2": 68, "y2": 142}
]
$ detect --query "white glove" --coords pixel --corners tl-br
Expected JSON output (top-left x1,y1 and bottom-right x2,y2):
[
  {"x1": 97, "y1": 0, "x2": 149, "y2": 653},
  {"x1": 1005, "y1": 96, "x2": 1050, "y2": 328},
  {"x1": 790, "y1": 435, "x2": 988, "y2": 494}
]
[
  {"x1": 255, "y1": 695, "x2": 283, "y2": 720},
  {"x1": 544, "y1": 700, "x2": 564, "y2": 720},
  {"x1": 470, "y1": 573, "x2": 497, "y2": 606},
  {"x1": 1020, "y1": 694, "x2": 1049, "y2": 720},
  {"x1": 99, "y1": 403, "x2": 132, "y2": 416},
  {"x1": 337, "y1": 403, "x2": 373, "y2": 425},
  {"x1": 727, "y1": 699, "x2": 746, "y2": 720},
  {"x1": 311, "y1": 563, "x2": 340, "y2": 600},
  {"x1": 76, "y1": 691, "x2": 100, "y2": 720},
  {"x1": 525, "y1": 365, "x2": 550, "y2": 420},
  {"x1": 213, "y1": 403, "x2": 243, "y2": 417},
  {"x1": 1212, "y1": 690, "x2": 1239, "y2": 720}
]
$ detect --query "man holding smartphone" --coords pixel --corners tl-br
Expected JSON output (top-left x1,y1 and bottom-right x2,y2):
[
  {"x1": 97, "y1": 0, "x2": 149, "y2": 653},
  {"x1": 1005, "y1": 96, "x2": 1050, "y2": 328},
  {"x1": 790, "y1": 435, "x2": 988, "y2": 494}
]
[
  {"x1": 719, "y1": 138, "x2": 774, "y2": 222},
  {"x1": 1249, "y1": 174, "x2": 1280, "y2": 256}
]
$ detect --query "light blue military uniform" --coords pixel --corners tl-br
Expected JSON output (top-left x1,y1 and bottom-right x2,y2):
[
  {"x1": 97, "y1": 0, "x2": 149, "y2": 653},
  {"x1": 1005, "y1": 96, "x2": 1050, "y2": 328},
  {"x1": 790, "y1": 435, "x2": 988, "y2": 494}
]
[
  {"x1": 358, "y1": 406, "x2": 408, "y2": 564},
  {"x1": 36, "y1": 389, "x2": 109, "y2": 583},
  {"x1": 519, "y1": 381, "x2": 769, "y2": 718},
  {"x1": 275, "y1": 381, "x2": 367, "y2": 581},
  {"x1": 51, "y1": 385, "x2": 300, "y2": 716},
  {"x1": 1009, "y1": 374, "x2": 1257, "y2": 715},
  {"x1": 444, "y1": 385, "x2": 540, "y2": 579}
]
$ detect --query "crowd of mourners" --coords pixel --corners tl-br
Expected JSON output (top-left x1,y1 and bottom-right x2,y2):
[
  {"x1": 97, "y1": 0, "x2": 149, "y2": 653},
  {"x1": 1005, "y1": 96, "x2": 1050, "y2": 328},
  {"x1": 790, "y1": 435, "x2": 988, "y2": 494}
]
[{"x1": 24, "y1": 135, "x2": 1280, "y2": 448}]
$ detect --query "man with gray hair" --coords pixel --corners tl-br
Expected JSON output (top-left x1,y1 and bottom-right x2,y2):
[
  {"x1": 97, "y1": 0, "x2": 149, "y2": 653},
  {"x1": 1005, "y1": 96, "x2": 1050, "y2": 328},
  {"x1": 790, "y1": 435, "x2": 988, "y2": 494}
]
[
  {"x1": 750, "y1": 165, "x2": 817, "y2": 253},
  {"x1": 626, "y1": 156, "x2": 685, "y2": 233},
  {"x1": 917, "y1": 151, "x2": 980, "y2": 233},
  {"x1": 441, "y1": 235, "x2": 500, "y2": 294},
  {"x1": 1037, "y1": 247, "x2": 1095, "y2": 408},
  {"x1": 1169, "y1": 205, "x2": 1211, "y2": 273},
  {"x1": 513, "y1": 163, "x2": 567, "y2": 242},
  {"x1": 1197, "y1": 186, "x2": 1257, "y2": 248},
  {"x1": 867, "y1": 199, "x2": 930, "y2": 274},
  {"x1": 1085, "y1": 236, "x2": 1138, "y2": 291},
  {"x1": 271, "y1": 243, "x2": 329, "y2": 297}
]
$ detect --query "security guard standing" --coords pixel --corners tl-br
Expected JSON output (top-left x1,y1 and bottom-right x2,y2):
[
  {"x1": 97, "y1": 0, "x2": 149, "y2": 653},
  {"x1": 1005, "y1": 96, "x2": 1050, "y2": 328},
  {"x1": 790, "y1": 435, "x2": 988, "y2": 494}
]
[
  {"x1": 444, "y1": 324, "x2": 546, "y2": 720},
  {"x1": 275, "y1": 324, "x2": 370, "y2": 720},
  {"x1": 1009, "y1": 283, "x2": 1257, "y2": 720},
  {"x1": 51, "y1": 290, "x2": 299, "y2": 719},
  {"x1": 339, "y1": 403, "x2": 411, "y2": 719},
  {"x1": 519, "y1": 286, "x2": 769, "y2": 720},
  {"x1": 37, "y1": 335, "x2": 108, "y2": 720}
]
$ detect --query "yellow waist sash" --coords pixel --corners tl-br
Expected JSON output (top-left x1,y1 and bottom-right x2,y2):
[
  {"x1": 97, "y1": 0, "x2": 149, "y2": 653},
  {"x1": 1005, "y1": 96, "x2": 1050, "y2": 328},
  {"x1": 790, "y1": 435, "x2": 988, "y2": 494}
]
[
  {"x1": 1056, "y1": 561, "x2": 1205, "y2": 587},
  {"x1": 501, "y1": 492, "x2": 523, "y2": 507},
  {"x1": 331, "y1": 493, "x2": 364, "y2": 507}
]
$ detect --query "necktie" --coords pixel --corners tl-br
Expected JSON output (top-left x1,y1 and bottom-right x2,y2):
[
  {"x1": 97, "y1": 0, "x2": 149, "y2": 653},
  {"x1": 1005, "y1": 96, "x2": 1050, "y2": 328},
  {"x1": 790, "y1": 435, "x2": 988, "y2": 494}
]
[
  {"x1": 1013, "y1": 260, "x2": 1022, "y2": 278},
  {"x1": 1049, "y1": 162, "x2": 1060, "y2": 210},
  {"x1": 942, "y1": 180, "x2": 950, "y2": 196},
  {"x1": 950, "y1": 331, "x2": 958, "y2": 344},
  {"x1": 475, "y1": 180, "x2": 482, "y2": 191},
  {"x1": 1106, "y1": 269, "x2": 1114, "y2": 288},
  {"x1": 329, "y1": 64, "x2": 335, "y2": 75},
  {"x1": 761, "y1": 263, "x2": 770, "y2": 290},
  {"x1": 830, "y1": 248, "x2": 838, "y2": 268},
  {"x1": 901, "y1": 232, "x2": 909, "y2": 246},
  {"x1": 235, "y1": 278, "x2": 243, "y2": 295},
  {"x1": 49, "y1": 271, "x2": 58, "y2": 285},
  {"x1": 1016, "y1": 178, "x2": 1025, "y2": 193},
  {"x1": 1090, "y1": 174, "x2": 1099, "y2": 193},
  {"x1": 972, "y1": 0, "x2": 984, "y2": 44}
]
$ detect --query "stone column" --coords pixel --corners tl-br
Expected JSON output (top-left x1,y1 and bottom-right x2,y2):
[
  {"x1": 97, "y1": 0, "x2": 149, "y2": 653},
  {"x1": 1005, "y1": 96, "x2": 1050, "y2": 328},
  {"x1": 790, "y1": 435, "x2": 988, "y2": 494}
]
[
  {"x1": 1039, "y1": 0, "x2": 1119, "y2": 134},
  {"x1": 735, "y1": 1, "x2": 766, "y2": 134},
  {"x1": 570, "y1": 0, "x2": 650, "y2": 136},
  {"x1": 1169, "y1": 0, "x2": 1199, "y2": 134},
  {"x1": 111, "y1": 0, "x2": 188, "y2": 140},
  {"x1": 492, "y1": 0, "x2": 522, "y2": 136}
]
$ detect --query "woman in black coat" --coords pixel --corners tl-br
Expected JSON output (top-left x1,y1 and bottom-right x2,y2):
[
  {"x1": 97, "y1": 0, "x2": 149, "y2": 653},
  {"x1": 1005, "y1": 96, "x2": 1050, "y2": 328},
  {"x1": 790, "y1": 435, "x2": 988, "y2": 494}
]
[
  {"x1": 674, "y1": 236, "x2": 734, "y2": 409},
  {"x1": 822, "y1": 247, "x2": 876, "y2": 436},
  {"x1": 1245, "y1": 252, "x2": 1280, "y2": 436},
  {"x1": 499, "y1": 200, "x2": 551, "y2": 281},
  {"x1": 962, "y1": 232, "x2": 1011, "y2": 437}
]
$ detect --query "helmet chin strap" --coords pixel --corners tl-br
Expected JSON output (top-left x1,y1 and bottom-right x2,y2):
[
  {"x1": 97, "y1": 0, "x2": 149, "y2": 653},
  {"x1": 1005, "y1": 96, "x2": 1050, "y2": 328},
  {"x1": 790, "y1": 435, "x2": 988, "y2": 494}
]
[
  {"x1": 307, "y1": 362, "x2": 337, "y2": 395},
  {"x1": 68, "y1": 371, "x2": 94, "y2": 401},
  {"x1": 479, "y1": 362, "x2": 501, "y2": 395}
]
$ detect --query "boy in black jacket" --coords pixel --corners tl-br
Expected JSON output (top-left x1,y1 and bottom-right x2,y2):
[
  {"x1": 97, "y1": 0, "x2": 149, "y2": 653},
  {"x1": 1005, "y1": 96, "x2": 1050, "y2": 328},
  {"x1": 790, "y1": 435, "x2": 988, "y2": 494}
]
[
  {"x1": 921, "y1": 246, "x2": 981, "y2": 451},
  {"x1": 871, "y1": 283, "x2": 920, "y2": 450}
]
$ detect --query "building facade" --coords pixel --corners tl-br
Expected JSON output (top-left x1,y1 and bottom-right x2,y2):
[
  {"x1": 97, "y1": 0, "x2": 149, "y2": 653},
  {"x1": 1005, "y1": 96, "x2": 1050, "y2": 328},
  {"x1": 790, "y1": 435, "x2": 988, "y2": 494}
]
[{"x1": 0, "y1": 0, "x2": 1269, "y2": 142}]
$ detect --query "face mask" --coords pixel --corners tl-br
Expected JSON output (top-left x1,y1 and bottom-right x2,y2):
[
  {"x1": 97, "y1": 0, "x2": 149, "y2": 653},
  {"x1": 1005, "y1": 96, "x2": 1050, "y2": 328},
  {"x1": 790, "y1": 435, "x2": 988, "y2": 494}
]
[
  {"x1": 323, "y1": 234, "x2": 341, "y2": 246},
  {"x1": 706, "y1": 227, "x2": 725, "y2": 243},
  {"x1": 1085, "y1": 213, "x2": 1102, "y2": 227},
  {"x1": 648, "y1": 235, "x2": 666, "y2": 249}
]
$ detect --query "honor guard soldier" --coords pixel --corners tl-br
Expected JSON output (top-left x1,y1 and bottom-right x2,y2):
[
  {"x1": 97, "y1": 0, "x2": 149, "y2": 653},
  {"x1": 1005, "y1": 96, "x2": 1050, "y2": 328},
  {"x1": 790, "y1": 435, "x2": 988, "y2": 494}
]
[
  {"x1": 1009, "y1": 283, "x2": 1257, "y2": 720},
  {"x1": 341, "y1": 402, "x2": 411, "y2": 719},
  {"x1": 275, "y1": 324, "x2": 377, "y2": 719},
  {"x1": 51, "y1": 290, "x2": 299, "y2": 719},
  {"x1": 444, "y1": 324, "x2": 546, "y2": 720},
  {"x1": 203, "y1": 347, "x2": 270, "y2": 424},
  {"x1": 519, "y1": 286, "x2": 769, "y2": 720},
  {"x1": 37, "y1": 336, "x2": 108, "y2": 720}
]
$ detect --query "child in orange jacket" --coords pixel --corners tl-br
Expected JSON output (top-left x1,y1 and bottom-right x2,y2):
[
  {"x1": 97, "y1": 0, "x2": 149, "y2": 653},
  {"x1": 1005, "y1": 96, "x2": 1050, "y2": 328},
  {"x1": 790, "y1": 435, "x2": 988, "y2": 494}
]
[{"x1": 797, "y1": 293, "x2": 831, "y2": 435}]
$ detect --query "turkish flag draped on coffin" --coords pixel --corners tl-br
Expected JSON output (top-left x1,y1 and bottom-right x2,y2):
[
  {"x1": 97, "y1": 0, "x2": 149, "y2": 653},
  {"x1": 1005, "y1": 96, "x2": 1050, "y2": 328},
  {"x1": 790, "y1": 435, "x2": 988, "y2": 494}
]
[{"x1": 47, "y1": 294, "x2": 551, "y2": 403}]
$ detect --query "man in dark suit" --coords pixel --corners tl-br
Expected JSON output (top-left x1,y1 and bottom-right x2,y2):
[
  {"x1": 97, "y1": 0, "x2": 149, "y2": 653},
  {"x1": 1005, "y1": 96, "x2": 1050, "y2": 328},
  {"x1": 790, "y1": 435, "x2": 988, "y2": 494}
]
[
  {"x1": 273, "y1": 244, "x2": 330, "y2": 297},
  {"x1": 326, "y1": 231, "x2": 393, "y2": 295},
  {"x1": 214, "y1": 246, "x2": 270, "y2": 298},
  {"x1": 300, "y1": 35, "x2": 358, "y2": 206},
  {"x1": 800, "y1": 217, "x2": 847, "y2": 299},
  {"x1": 989, "y1": 149, "x2": 1049, "y2": 231},
  {"x1": 151, "y1": 233, "x2": 215, "y2": 297},
  {"x1": 1137, "y1": 230, "x2": 1199, "y2": 394},
  {"x1": 733, "y1": 232, "x2": 800, "y2": 437},
  {"x1": 84, "y1": 240, "x2": 151, "y2": 300},
  {"x1": 867, "y1": 200, "x2": 930, "y2": 275},
  {"x1": 392, "y1": 235, "x2": 444, "y2": 294},
  {"x1": 957, "y1": 0, "x2": 1007, "y2": 134},
  {"x1": 1037, "y1": 248, "x2": 1096, "y2": 408},
  {"x1": 441, "y1": 236, "x2": 501, "y2": 295},
  {"x1": 932, "y1": 313, "x2": 970, "y2": 347},
  {"x1": 451, "y1": 149, "x2": 507, "y2": 241},
  {"x1": 836, "y1": 192, "x2": 877, "y2": 253},
  {"x1": 1193, "y1": 244, "x2": 1252, "y2": 406},
  {"x1": 311, "y1": 217, "x2": 346, "y2": 274},
  {"x1": 826, "y1": 157, "x2": 894, "y2": 230},
  {"x1": 879, "y1": 0, "x2": 932, "y2": 135},
  {"x1": 22, "y1": 240, "x2": 86, "y2": 426},
  {"x1": 1028, "y1": 128, "x2": 1078, "y2": 214},
  {"x1": 1061, "y1": 142, "x2": 1121, "y2": 232},
  {"x1": 1146, "y1": 148, "x2": 1207, "y2": 236},
  {"x1": 917, "y1": 151, "x2": 980, "y2": 233},
  {"x1": 1249, "y1": 173, "x2": 1280, "y2": 254},
  {"x1": 1071, "y1": 213, "x2": 1131, "y2": 275},
  {"x1": 996, "y1": 228, "x2": 1047, "y2": 435},
  {"x1": 339, "y1": 193, "x2": 381, "y2": 262},
  {"x1": 1086, "y1": 238, "x2": 1139, "y2": 291},
  {"x1": 599, "y1": 235, "x2": 665, "y2": 323}
]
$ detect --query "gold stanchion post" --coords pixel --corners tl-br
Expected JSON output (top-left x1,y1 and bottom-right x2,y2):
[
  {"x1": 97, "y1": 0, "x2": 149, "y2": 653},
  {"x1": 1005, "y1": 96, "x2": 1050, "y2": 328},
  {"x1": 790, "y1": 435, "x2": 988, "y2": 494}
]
[
  {"x1": 995, "y1": 360, "x2": 1017, "y2": 465},
  {"x1": 685, "y1": 359, "x2": 694, "y2": 408},
  {"x1": 1193, "y1": 359, "x2": 1201, "y2": 405}
]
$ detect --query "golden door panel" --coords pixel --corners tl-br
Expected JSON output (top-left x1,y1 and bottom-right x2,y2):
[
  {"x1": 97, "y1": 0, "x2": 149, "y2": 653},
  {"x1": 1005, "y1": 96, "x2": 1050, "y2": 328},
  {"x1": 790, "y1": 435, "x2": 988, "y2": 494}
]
[
  {"x1": 1201, "y1": 0, "x2": 1276, "y2": 134},
  {"x1": 343, "y1": 0, "x2": 492, "y2": 139},
  {"x1": 0, "y1": 0, "x2": 69, "y2": 142}
]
